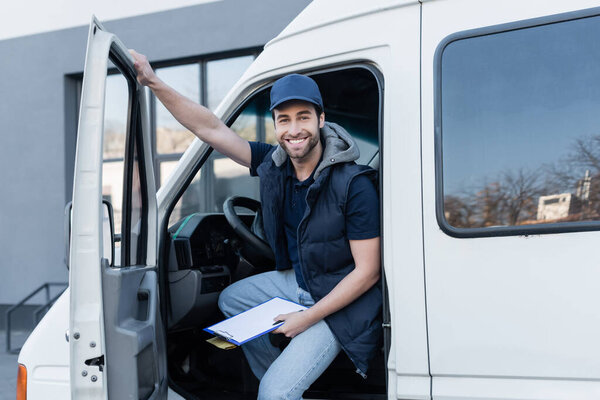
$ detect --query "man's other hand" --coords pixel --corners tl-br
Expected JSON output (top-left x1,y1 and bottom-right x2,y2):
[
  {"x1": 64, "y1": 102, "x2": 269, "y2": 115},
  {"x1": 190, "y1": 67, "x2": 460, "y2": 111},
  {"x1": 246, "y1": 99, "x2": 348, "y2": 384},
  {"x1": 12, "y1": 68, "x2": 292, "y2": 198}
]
[
  {"x1": 272, "y1": 310, "x2": 316, "y2": 338},
  {"x1": 129, "y1": 49, "x2": 158, "y2": 87}
]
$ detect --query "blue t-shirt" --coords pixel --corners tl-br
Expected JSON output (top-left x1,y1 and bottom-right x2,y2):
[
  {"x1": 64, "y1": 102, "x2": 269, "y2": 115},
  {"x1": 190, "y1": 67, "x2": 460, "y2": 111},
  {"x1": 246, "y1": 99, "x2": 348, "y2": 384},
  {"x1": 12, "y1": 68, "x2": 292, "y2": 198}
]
[{"x1": 249, "y1": 141, "x2": 380, "y2": 290}]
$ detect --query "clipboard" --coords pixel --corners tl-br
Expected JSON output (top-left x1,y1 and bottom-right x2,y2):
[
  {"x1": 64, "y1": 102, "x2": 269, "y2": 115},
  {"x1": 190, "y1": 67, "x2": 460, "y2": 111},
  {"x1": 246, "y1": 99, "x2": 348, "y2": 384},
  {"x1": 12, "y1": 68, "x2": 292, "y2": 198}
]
[{"x1": 204, "y1": 297, "x2": 308, "y2": 346}]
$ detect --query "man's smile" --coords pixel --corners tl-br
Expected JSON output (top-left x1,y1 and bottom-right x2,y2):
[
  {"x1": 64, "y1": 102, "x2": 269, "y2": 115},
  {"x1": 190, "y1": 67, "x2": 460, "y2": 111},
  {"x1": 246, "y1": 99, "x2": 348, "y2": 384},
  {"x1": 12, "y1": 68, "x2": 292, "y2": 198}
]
[{"x1": 286, "y1": 137, "x2": 308, "y2": 145}]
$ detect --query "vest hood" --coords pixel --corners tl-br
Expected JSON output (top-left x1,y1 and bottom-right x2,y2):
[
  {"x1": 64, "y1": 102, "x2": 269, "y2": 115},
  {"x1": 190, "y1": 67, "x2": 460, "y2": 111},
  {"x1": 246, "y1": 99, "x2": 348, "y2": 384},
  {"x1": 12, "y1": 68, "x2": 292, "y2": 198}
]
[{"x1": 270, "y1": 121, "x2": 360, "y2": 179}]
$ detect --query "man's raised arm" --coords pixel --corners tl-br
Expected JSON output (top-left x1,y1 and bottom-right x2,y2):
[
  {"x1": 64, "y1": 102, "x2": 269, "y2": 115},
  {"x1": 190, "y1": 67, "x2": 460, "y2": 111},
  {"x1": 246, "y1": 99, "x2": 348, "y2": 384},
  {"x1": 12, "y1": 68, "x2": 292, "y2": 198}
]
[{"x1": 129, "y1": 50, "x2": 251, "y2": 168}]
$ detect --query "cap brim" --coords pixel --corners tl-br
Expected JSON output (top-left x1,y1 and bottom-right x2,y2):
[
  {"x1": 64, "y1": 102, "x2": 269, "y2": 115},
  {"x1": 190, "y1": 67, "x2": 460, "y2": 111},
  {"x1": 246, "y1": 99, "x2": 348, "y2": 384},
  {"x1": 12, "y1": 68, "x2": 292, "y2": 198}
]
[{"x1": 269, "y1": 96, "x2": 322, "y2": 111}]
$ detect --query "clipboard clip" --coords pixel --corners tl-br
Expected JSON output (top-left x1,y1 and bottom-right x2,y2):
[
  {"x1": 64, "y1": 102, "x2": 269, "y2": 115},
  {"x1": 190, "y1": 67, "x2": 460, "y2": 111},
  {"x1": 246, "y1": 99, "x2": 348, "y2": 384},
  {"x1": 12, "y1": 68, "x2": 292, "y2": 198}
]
[{"x1": 214, "y1": 330, "x2": 234, "y2": 341}]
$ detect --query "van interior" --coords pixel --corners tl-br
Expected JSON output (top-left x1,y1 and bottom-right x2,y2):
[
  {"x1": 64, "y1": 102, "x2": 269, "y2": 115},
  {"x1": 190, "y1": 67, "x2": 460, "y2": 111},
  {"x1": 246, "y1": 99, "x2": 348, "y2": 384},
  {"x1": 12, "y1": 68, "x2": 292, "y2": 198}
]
[{"x1": 161, "y1": 67, "x2": 387, "y2": 399}]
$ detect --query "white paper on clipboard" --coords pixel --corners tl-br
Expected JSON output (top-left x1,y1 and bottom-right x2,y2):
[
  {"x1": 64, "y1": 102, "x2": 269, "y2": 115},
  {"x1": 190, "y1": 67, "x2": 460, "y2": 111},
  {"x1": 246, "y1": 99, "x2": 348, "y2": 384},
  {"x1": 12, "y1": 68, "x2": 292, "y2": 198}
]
[{"x1": 204, "y1": 297, "x2": 308, "y2": 346}]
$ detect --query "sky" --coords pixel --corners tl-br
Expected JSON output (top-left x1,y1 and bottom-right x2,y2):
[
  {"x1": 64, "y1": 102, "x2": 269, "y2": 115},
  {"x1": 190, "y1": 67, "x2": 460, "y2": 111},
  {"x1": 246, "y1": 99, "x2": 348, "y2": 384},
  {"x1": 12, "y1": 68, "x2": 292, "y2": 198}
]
[
  {"x1": 0, "y1": 0, "x2": 220, "y2": 41},
  {"x1": 441, "y1": 15, "x2": 600, "y2": 195}
]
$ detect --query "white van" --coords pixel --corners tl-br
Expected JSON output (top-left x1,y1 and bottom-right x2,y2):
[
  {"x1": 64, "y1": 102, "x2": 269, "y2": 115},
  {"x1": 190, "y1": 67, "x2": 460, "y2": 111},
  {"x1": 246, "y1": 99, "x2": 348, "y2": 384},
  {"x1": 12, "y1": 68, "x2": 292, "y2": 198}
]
[{"x1": 16, "y1": 0, "x2": 600, "y2": 398}]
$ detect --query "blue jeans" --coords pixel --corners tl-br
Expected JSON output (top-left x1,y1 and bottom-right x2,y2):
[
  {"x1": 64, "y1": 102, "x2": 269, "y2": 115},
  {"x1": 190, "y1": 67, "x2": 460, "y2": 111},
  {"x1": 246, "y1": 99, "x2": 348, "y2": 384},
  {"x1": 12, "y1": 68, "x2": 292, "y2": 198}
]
[{"x1": 218, "y1": 269, "x2": 341, "y2": 400}]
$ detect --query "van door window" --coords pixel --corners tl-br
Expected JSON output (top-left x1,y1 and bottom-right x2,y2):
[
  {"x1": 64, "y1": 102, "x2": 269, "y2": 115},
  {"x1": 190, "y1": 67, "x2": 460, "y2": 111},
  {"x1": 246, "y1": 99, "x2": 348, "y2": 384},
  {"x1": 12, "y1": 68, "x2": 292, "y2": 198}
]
[
  {"x1": 102, "y1": 73, "x2": 128, "y2": 238},
  {"x1": 438, "y1": 15, "x2": 600, "y2": 235},
  {"x1": 101, "y1": 63, "x2": 148, "y2": 266}
]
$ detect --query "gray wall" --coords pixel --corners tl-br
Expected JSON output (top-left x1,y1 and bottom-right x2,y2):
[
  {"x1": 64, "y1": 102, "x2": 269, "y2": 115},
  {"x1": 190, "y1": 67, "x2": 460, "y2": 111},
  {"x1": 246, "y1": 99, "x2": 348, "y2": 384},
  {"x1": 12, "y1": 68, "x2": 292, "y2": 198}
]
[{"x1": 0, "y1": 0, "x2": 310, "y2": 305}]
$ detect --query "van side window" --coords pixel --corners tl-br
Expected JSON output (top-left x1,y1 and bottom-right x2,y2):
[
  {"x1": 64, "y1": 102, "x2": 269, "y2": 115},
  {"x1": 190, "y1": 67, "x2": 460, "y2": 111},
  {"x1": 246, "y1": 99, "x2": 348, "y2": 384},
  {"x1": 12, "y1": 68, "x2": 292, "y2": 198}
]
[
  {"x1": 438, "y1": 15, "x2": 600, "y2": 235},
  {"x1": 169, "y1": 67, "x2": 380, "y2": 226}
]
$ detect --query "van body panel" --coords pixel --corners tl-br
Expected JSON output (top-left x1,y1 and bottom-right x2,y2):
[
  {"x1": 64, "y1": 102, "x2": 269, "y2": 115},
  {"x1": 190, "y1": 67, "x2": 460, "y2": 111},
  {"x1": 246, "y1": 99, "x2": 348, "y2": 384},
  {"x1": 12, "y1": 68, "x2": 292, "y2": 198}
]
[
  {"x1": 433, "y1": 377, "x2": 600, "y2": 400},
  {"x1": 421, "y1": 0, "x2": 600, "y2": 397},
  {"x1": 266, "y1": 0, "x2": 418, "y2": 48},
  {"x1": 372, "y1": 4, "x2": 432, "y2": 398},
  {"x1": 392, "y1": 376, "x2": 431, "y2": 400},
  {"x1": 18, "y1": 289, "x2": 70, "y2": 399}
]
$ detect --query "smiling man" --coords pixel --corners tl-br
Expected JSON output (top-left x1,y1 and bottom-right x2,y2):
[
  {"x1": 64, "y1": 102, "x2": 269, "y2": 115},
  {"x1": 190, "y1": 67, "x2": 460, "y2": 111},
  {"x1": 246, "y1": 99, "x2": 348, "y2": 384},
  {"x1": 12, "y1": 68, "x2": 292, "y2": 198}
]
[{"x1": 130, "y1": 51, "x2": 382, "y2": 400}]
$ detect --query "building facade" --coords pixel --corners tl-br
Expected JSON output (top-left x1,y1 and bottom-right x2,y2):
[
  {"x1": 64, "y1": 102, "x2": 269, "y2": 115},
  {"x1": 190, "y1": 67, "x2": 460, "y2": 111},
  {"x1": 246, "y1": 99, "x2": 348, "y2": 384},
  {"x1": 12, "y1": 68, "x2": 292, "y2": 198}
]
[{"x1": 0, "y1": 0, "x2": 310, "y2": 328}]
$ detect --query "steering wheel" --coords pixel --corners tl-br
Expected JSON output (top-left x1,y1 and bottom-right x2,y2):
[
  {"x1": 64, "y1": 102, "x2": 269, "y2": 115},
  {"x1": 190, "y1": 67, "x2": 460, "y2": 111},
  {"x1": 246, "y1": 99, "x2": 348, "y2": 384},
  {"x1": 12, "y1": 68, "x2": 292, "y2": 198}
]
[{"x1": 223, "y1": 196, "x2": 275, "y2": 266}]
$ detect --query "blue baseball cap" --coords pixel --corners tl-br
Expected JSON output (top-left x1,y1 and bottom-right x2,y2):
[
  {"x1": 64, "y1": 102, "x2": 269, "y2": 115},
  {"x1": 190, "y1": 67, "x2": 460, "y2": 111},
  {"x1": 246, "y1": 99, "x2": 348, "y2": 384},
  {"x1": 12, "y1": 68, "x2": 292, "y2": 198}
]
[{"x1": 269, "y1": 74, "x2": 324, "y2": 112}]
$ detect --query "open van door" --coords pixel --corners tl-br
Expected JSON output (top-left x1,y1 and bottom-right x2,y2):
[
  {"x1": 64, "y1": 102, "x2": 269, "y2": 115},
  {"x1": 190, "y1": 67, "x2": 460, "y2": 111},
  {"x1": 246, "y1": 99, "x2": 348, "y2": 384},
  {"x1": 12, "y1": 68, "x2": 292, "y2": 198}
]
[{"x1": 69, "y1": 17, "x2": 166, "y2": 399}]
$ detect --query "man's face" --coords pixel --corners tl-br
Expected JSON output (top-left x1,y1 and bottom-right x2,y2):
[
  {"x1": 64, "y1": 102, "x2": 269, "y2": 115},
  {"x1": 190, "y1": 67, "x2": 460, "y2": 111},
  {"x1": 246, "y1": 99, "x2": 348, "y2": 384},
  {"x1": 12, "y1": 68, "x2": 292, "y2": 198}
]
[{"x1": 273, "y1": 101, "x2": 325, "y2": 161}]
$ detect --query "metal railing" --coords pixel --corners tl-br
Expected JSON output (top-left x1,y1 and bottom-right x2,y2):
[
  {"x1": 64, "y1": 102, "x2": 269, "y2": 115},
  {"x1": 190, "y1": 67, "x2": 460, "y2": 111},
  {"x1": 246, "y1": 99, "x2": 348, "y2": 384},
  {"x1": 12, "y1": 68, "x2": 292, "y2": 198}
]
[{"x1": 5, "y1": 282, "x2": 68, "y2": 354}]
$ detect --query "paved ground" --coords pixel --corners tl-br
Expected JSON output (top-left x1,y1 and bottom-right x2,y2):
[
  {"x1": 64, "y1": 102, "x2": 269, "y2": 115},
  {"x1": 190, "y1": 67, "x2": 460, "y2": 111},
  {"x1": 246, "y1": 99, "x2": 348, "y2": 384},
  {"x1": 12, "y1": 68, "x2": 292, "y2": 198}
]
[{"x1": 0, "y1": 330, "x2": 29, "y2": 400}]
